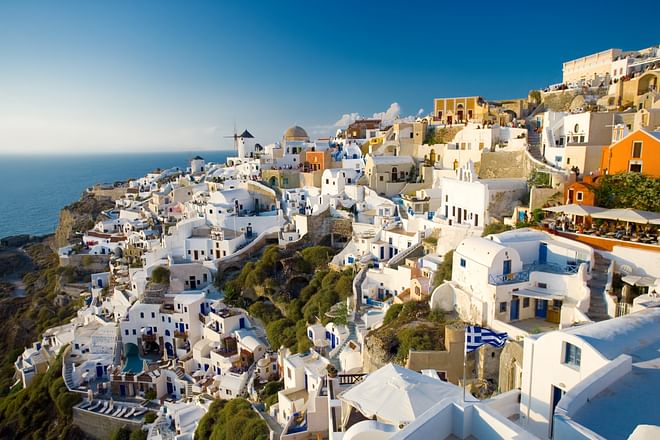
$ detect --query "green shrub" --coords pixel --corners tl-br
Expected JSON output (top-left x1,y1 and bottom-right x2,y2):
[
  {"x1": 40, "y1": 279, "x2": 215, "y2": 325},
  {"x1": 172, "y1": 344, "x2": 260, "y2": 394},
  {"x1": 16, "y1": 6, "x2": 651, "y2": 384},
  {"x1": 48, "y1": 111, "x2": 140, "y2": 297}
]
[
  {"x1": 150, "y1": 266, "x2": 170, "y2": 284},
  {"x1": 432, "y1": 250, "x2": 454, "y2": 287},
  {"x1": 143, "y1": 411, "x2": 157, "y2": 423}
]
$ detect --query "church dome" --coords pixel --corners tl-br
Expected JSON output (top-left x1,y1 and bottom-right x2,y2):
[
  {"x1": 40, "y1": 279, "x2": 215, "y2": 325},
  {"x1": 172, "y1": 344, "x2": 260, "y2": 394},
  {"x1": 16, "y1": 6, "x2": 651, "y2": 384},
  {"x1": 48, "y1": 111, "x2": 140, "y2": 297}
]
[{"x1": 283, "y1": 125, "x2": 309, "y2": 141}]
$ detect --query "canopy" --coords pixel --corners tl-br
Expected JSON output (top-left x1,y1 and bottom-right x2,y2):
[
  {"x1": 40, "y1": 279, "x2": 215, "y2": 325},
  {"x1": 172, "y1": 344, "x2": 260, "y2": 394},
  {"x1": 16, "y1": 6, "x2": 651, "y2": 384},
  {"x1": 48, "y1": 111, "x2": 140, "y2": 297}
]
[
  {"x1": 591, "y1": 208, "x2": 660, "y2": 224},
  {"x1": 543, "y1": 204, "x2": 606, "y2": 216},
  {"x1": 622, "y1": 275, "x2": 657, "y2": 287},
  {"x1": 337, "y1": 363, "x2": 463, "y2": 425}
]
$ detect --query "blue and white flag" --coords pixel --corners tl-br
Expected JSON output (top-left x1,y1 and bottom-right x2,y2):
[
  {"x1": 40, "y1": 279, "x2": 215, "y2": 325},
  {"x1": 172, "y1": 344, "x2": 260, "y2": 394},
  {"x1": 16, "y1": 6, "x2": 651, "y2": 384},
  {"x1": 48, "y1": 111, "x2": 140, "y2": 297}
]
[{"x1": 465, "y1": 325, "x2": 508, "y2": 353}]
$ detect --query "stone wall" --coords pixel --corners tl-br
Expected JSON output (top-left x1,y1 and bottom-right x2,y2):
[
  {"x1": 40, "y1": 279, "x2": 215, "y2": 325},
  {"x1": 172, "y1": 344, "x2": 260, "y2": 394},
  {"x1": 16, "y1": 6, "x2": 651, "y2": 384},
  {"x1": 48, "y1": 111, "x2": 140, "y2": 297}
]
[
  {"x1": 497, "y1": 340, "x2": 524, "y2": 393},
  {"x1": 73, "y1": 407, "x2": 143, "y2": 440},
  {"x1": 478, "y1": 151, "x2": 525, "y2": 179}
]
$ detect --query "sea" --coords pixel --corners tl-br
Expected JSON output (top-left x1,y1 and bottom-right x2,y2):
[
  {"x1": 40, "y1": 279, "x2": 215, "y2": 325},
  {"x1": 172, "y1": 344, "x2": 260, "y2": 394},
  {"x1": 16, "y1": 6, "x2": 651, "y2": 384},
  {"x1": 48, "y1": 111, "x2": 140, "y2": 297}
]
[{"x1": 0, "y1": 151, "x2": 231, "y2": 238}]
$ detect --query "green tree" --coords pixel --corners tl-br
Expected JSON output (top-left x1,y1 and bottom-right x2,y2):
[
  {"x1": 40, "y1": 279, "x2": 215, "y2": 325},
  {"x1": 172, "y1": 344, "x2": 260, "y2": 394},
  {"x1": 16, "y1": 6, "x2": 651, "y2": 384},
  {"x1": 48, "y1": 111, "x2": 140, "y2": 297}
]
[
  {"x1": 432, "y1": 250, "x2": 454, "y2": 287},
  {"x1": 151, "y1": 266, "x2": 170, "y2": 284},
  {"x1": 595, "y1": 173, "x2": 660, "y2": 211}
]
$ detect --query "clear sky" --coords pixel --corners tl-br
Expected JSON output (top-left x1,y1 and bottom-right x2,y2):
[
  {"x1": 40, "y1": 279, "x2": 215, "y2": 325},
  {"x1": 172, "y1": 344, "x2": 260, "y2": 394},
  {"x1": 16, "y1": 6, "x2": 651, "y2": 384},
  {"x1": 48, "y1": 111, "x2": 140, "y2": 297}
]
[{"x1": 0, "y1": 0, "x2": 657, "y2": 154}]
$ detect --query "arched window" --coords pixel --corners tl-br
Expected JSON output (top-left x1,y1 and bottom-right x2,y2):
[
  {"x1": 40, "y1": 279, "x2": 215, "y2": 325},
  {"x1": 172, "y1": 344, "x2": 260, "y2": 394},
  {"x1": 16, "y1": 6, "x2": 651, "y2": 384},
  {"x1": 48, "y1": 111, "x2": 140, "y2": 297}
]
[{"x1": 391, "y1": 167, "x2": 398, "y2": 182}]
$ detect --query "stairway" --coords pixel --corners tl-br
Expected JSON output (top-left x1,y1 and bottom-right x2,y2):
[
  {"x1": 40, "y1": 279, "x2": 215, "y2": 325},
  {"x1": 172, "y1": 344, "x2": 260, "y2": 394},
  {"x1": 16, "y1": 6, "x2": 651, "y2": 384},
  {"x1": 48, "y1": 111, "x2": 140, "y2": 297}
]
[
  {"x1": 63, "y1": 360, "x2": 76, "y2": 390},
  {"x1": 587, "y1": 254, "x2": 611, "y2": 322},
  {"x1": 329, "y1": 320, "x2": 358, "y2": 370},
  {"x1": 526, "y1": 123, "x2": 544, "y2": 163}
]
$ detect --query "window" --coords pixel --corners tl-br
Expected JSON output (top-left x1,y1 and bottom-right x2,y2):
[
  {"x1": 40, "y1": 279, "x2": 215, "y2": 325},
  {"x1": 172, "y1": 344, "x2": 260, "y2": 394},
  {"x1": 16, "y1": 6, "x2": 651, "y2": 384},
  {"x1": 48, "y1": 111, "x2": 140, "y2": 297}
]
[
  {"x1": 629, "y1": 161, "x2": 642, "y2": 173},
  {"x1": 523, "y1": 297, "x2": 530, "y2": 308},
  {"x1": 563, "y1": 342, "x2": 581, "y2": 368},
  {"x1": 140, "y1": 312, "x2": 144, "y2": 319},
  {"x1": 151, "y1": 312, "x2": 155, "y2": 318},
  {"x1": 499, "y1": 302, "x2": 507, "y2": 313},
  {"x1": 538, "y1": 282, "x2": 548, "y2": 289},
  {"x1": 287, "y1": 368, "x2": 292, "y2": 379},
  {"x1": 576, "y1": 192, "x2": 583, "y2": 201},
  {"x1": 460, "y1": 258, "x2": 466, "y2": 267},
  {"x1": 579, "y1": 135, "x2": 585, "y2": 143},
  {"x1": 125, "y1": 329, "x2": 129, "y2": 336},
  {"x1": 132, "y1": 329, "x2": 137, "y2": 335},
  {"x1": 566, "y1": 157, "x2": 571, "y2": 164},
  {"x1": 632, "y1": 141, "x2": 642, "y2": 158}
]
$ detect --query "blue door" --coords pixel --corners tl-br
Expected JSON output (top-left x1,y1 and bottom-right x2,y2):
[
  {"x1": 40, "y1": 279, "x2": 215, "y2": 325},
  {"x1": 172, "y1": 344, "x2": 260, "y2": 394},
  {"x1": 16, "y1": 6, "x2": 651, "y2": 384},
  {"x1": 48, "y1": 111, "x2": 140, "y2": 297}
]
[
  {"x1": 96, "y1": 365, "x2": 103, "y2": 378},
  {"x1": 510, "y1": 297, "x2": 520, "y2": 321},
  {"x1": 165, "y1": 342, "x2": 174, "y2": 358},
  {"x1": 380, "y1": 247, "x2": 384, "y2": 260},
  {"x1": 119, "y1": 384, "x2": 126, "y2": 397},
  {"x1": 167, "y1": 382, "x2": 173, "y2": 395},
  {"x1": 503, "y1": 260, "x2": 511, "y2": 275},
  {"x1": 239, "y1": 317, "x2": 245, "y2": 329},
  {"x1": 539, "y1": 243, "x2": 548, "y2": 264},
  {"x1": 535, "y1": 299, "x2": 548, "y2": 318}
]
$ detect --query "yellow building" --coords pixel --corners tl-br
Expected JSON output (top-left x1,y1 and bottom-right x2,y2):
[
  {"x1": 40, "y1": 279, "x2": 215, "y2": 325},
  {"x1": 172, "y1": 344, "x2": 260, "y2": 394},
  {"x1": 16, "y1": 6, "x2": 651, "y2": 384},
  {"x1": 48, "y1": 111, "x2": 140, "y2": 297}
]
[{"x1": 433, "y1": 96, "x2": 489, "y2": 125}]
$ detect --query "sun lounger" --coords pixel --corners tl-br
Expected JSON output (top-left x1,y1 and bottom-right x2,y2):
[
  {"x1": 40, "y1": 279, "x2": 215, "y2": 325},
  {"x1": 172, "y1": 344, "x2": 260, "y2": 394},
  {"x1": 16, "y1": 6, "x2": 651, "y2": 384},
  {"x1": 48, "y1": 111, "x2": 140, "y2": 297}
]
[
  {"x1": 88, "y1": 401, "x2": 101, "y2": 411},
  {"x1": 103, "y1": 404, "x2": 115, "y2": 414},
  {"x1": 133, "y1": 408, "x2": 147, "y2": 417},
  {"x1": 123, "y1": 408, "x2": 135, "y2": 418},
  {"x1": 112, "y1": 407, "x2": 123, "y2": 417},
  {"x1": 98, "y1": 402, "x2": 108, "y2": 413},
  {"x1": 118, "y1": 408, "x2": 129, "y2": 418},
  {"x1": 79, "y1": 401, "x2": 91, "y2": 409}
]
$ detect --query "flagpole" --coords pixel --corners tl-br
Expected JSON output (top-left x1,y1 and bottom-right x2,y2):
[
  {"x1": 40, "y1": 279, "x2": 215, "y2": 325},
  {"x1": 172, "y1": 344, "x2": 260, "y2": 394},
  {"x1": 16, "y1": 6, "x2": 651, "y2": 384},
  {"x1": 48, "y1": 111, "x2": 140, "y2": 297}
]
[{"x1": 463, "y1": 327, "x2": 467, "y2": 403}]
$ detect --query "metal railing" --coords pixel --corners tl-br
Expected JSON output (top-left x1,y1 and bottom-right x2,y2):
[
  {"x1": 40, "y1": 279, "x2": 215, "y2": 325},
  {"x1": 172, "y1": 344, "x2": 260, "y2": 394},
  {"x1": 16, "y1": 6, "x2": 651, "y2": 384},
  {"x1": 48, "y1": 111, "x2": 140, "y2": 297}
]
[{"x1": 488, "y1": 262, "x2": 585, "y2": 285}]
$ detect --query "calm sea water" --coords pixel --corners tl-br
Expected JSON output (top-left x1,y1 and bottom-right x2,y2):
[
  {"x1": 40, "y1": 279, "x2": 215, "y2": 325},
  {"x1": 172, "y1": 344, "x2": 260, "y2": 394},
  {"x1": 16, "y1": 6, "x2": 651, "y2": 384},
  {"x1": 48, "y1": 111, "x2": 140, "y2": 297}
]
[{"x1": 0, "y1": 151, "x2": 231, "y2": 238}]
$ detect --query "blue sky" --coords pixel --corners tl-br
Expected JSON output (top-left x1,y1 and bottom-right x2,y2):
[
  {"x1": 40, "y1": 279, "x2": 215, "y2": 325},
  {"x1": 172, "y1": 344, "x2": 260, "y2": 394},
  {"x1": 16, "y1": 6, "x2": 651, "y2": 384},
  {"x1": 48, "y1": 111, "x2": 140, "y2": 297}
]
[{"x1": 0, "y1": 0, "x2": 656, "y2": 153}]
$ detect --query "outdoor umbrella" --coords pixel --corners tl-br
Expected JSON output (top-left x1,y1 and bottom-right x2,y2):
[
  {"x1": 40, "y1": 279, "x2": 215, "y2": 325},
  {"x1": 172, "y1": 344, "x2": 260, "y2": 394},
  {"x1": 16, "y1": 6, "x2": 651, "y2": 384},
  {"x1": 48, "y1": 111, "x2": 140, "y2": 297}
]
[
  {"x1": 337, "y1": 363, "x2": 464, "y2": 426},
  {"x1": 591, "y1": 208, "x2": 660, "y2": 224},
  {"x1": 543, "y1": 204, "x2": 606, "y2": 217}
]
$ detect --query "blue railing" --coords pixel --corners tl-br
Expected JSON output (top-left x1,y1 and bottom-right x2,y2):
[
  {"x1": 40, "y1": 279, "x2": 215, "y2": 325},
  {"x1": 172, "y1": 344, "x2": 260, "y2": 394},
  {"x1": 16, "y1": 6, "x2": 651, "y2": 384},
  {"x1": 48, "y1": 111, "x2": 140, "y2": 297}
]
[
  {"x1": 489, "y1": 271, "x2": 530, "y2": 285},
  {"x1": 365, "y1": 297, "x2": 385, "y2": 308},
  {"x1": 488, "y1": 261, "x2": 586, "y2": 285}
]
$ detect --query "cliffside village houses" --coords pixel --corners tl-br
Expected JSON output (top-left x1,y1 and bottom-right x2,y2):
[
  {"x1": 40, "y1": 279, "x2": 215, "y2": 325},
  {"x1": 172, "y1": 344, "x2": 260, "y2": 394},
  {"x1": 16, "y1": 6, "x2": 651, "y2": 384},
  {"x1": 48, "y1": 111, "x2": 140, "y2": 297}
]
[{"x1": 13, "y1": 44, "x2": 660, "y2": 440}]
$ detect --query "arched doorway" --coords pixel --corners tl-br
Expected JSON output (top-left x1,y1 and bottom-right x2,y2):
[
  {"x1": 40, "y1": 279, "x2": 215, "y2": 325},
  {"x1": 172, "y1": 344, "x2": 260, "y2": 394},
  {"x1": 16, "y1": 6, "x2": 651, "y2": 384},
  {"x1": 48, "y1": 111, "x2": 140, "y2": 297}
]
[
  {"x1": 268, "y1": 176, "x2": 277, "y2": 187},
  {"x1": 391, "y1": 167, "x2": 398, "y2": 182},
  {"x1": 429, "y1": 149, "x2": 436, "y2": 164},
  {"x1": 165, "y1": 342, "x2": 174, "y2": 358}
]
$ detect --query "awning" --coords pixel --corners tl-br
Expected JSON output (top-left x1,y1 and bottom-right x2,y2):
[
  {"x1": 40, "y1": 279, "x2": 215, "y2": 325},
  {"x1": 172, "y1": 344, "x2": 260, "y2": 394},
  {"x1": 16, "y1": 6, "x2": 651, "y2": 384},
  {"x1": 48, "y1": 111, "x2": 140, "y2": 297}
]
[
  {"x1": 621, "y1": 275, "x2": 657, "y2": 287},
  {"x1": 514, "y1": 287, "x2": 564, "y2": 301}
]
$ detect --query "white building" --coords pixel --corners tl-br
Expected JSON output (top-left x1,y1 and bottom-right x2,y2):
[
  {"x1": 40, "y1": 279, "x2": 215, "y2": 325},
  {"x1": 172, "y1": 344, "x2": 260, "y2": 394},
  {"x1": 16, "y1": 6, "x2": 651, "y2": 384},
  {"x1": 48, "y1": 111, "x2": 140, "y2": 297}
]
[
  {"x1": 438, "y1": 161, "x2": 527, "y2": 229},
  {"x1": 520, "y1": 307, "x2": 660, "y2": 439},
  {"x1": 431, "y1": 229, "x2": 594, "y2": 336}
]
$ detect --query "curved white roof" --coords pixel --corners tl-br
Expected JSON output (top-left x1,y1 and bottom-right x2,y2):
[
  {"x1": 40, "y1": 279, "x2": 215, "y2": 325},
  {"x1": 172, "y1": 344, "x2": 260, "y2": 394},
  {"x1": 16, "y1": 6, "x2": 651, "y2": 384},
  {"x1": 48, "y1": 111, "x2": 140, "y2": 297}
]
[
  {"x1": 563, "y1": 307, "x2": 660, "y2": 360},
  {"x1": 208, "y1": 188, "x2": 250, "y2": 205},
  {"x1": 456, "y1": 237, "x2": 508, "y2": 267}
]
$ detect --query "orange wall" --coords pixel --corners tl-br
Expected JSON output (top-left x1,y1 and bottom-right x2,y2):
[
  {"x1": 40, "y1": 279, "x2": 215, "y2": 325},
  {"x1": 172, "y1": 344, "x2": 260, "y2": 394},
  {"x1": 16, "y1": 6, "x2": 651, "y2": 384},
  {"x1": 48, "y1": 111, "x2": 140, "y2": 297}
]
[
  {"x1": 305, "y1": 151, "x2": 328, "y2": 171},
  {"x1": 600, "y1": 130, "x2": 660, "y2": 176},
  {"x1": 564, "y1": 182, "x2": 596, "y2": 206}
]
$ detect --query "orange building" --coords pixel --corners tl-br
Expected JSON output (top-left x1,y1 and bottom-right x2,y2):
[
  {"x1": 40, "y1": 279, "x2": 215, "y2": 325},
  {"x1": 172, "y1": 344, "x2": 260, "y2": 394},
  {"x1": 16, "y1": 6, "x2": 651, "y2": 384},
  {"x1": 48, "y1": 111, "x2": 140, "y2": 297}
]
[
  {"x1": 599, "y1": 129, "x2": 660, "y2": 176},
  {"x1": 564, "y1": 175, "x2": 598, "y2": 206},
  {"x1": 304, "y1": 150, "x2": 331, "y2": 172}
]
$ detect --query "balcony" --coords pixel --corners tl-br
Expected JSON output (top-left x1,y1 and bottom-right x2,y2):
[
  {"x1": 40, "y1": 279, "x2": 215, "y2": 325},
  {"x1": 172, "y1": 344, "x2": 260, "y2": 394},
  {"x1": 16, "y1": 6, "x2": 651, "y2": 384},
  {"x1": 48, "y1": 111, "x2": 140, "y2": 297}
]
[
  {"x1": 489, "y1": 271, "x2": 530, "y2": 285},
  {"x1": 488, "y1": 262, "x2": 583, "y2": 285},
  {"x1": 174, "y1": 330, "x2": 188, "y2": 339}
]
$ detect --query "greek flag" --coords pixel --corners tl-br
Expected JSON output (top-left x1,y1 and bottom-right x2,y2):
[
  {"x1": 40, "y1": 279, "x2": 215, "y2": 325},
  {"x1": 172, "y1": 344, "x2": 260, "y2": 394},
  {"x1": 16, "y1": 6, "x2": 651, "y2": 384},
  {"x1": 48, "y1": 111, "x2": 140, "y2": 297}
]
[{"x1": 465, "y1": 325, "x2": 508, "y2": 353}]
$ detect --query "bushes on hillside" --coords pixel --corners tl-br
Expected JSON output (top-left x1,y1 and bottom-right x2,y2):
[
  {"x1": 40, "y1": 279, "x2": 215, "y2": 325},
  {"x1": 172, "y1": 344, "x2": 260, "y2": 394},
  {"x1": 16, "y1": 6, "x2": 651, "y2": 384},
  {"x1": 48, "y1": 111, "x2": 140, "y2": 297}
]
[{"x1": 194, "y1": 398, "x2": 268, "y2": 440}]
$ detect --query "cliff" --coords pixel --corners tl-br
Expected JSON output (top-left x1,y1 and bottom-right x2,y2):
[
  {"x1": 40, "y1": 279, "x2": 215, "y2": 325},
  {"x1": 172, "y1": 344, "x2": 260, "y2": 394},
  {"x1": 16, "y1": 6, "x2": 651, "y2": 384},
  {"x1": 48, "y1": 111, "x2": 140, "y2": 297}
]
[{"x1": 54, "y1": 193, "x2": 115, "y2": 248}]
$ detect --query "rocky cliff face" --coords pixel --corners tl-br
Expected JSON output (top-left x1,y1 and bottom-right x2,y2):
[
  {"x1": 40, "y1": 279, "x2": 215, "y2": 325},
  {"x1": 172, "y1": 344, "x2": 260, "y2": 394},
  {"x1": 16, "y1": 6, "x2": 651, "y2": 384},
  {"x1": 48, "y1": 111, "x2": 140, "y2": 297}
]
[{"x1": 54, "y1": 194, "x2": 114, "y2": 248}]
